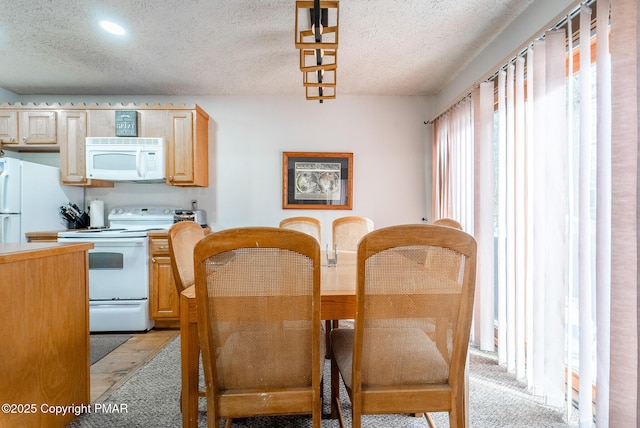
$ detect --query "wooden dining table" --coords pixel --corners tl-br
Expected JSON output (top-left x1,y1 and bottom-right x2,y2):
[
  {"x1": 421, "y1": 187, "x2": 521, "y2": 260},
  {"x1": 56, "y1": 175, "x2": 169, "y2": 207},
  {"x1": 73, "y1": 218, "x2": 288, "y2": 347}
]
[{"x1": 179, "y1": 251, "x2": 357, "y2": 428}]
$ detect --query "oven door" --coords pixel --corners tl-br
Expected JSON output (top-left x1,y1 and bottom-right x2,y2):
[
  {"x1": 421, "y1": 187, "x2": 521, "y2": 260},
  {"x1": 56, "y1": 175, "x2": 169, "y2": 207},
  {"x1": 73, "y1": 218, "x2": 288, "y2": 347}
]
[{"x1": 60, "y1": 237, "x2": 149, "y2": 300}]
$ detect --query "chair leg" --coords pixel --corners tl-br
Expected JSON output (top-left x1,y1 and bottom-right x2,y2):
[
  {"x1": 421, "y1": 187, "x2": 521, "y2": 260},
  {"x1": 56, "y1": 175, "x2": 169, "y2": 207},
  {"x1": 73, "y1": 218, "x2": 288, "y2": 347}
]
[
  {"x1": 325, "y1": 320, "x2": 332, "y2": 359},
  {"x1": 424, "y1": 412, "x2": 437, "y2": 428},
  {"x1": 330, "y1": 352, "x2": 340, "y2": 419},
  {"x1": 332, "y1": 388, "x2": 346, "y2": 428},
  {"x1": 449, "y1": 394, "x2": 466, "y2": 428},
  {"x1": 315, "y1": 379, "x2": 323, "y2": 428},
  {"x1": 352, "y1": 405, "x2": 362, "y2": 428}
]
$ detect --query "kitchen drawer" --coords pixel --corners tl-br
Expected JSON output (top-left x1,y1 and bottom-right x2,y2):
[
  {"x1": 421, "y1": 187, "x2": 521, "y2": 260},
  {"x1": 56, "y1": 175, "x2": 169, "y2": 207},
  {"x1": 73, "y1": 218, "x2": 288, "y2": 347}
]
[{"x1": 149, "y1": 237, "x2": 170, "y2": 255}]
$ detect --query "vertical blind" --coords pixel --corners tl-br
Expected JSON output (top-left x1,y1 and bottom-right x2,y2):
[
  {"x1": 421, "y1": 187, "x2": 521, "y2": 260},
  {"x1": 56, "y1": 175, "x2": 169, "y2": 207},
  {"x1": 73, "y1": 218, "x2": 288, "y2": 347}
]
[{"x1": 432, "y1": 1, "x2": 611, "y2": 424}]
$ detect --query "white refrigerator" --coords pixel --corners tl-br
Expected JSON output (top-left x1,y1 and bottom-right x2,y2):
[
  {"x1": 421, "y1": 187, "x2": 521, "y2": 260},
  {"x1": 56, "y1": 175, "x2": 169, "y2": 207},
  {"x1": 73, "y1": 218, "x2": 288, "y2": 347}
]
[{"x1": 0, "y1": 157, "x2": 84, "y2": 243}]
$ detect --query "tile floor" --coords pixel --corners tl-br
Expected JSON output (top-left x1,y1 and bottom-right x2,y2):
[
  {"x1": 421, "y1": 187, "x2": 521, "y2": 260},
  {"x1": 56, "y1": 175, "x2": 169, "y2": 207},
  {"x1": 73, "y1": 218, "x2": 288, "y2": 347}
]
[{"x1": 90, "y1": 328, "x2": 179, "y2": 403}]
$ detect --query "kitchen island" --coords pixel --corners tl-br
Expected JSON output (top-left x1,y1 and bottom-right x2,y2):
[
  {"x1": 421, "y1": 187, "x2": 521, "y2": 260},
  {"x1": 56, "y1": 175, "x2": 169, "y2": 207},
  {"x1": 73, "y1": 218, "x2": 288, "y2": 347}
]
[{"x1": 0, "y1": 242, "x2": 93, "y2": 427}]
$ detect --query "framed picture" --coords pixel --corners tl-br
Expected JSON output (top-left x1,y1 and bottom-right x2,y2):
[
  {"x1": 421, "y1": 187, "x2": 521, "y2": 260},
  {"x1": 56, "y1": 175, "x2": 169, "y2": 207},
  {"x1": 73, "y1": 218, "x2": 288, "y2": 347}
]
[{"x1": 283, "y1": 151, "x2": 353, "y2": 210}]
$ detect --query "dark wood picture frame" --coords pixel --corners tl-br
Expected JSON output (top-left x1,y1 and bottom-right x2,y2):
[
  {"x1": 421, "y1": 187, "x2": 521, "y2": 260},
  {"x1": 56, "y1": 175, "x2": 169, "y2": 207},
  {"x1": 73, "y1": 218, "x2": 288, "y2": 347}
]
[{"x1": 283, "y1": 151, "x2": 353, "y2": 210}]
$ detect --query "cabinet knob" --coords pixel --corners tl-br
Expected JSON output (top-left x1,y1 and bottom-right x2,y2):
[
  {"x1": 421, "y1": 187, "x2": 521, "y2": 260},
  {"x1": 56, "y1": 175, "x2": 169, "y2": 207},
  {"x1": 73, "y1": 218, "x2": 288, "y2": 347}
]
[
  {"x1": 10, "y1": 137, "x2": 14, "y2": 142},
  {"x1": 169, "y1": 176, "x2": 174, "y2": 182},
  {"x1": 151, "y1": 258, "x2": 156, "y2": 263},
  {"x1": 22, "y1": 137, "x2": 27, "y2": 143}
]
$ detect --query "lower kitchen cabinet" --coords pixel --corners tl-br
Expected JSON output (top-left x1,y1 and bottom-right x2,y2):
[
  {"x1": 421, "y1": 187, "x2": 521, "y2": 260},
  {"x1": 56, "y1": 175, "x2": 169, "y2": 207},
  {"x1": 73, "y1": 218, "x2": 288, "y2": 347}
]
[{"x1": 149, "y1": 235, "x2": 180, "y2": 319}]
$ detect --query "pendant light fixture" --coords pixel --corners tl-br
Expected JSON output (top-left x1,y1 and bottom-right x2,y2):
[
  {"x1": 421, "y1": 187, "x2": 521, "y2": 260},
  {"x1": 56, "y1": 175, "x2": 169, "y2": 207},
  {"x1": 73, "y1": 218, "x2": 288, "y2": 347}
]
[{"x1": 295, "y1": 0, "x2": 339, "y2": 102}]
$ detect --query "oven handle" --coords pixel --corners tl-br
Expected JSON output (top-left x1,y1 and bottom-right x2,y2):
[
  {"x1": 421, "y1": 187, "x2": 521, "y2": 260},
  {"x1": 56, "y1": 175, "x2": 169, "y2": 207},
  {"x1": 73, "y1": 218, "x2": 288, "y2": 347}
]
[{"x1": 58, "y1": 237, "x2": 147, "y2": 246}]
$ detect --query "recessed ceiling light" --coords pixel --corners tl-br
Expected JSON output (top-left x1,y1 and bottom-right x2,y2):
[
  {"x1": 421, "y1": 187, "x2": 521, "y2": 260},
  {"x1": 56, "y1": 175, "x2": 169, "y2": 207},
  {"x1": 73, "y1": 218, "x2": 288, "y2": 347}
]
[{"x1": 99, "y1": 20, "x2": 126, "y2": 35}]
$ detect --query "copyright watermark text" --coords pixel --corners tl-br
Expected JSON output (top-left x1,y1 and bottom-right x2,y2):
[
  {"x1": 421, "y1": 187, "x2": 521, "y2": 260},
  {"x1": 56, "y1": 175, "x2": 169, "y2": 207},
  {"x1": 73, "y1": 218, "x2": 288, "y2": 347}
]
[{"x1": 2, "y1": 402, "x2": 128, "y2": 416}]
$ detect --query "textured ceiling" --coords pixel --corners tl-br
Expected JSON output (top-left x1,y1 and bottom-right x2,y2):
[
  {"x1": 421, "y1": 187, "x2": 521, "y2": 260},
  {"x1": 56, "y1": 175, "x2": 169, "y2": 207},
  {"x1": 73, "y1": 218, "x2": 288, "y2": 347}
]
[{"x1": 0, "y1": 0, "x2": 535, "y2": 97}]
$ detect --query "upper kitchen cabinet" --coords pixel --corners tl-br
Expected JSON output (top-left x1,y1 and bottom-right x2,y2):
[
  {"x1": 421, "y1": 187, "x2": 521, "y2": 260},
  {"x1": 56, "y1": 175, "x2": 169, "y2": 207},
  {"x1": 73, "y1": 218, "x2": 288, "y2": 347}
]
[
  {"x1": 20, "y1": 111, "x2": 57, "y2": 145},
  {"x1": 0, "y1": 109, "x2": 57, "y2": 150},
  {"x1": 166, "y1": 106, "x2": 209, "y2": 187},
  {"x1": 87, "y1": 105, "x2": 209, "y2": 187},
  {"x1": 0, "y1": 111, "x2": 18, "y2": 144},
  {"x1": 87, "y1": 109, "x2": 167, "y2": 138},
  {"x1": 0, "y1": 103, "x2": 210, "y2": 187},
  {"x1": 59, "y1": 110, "x2": 113, "y2": 187}
]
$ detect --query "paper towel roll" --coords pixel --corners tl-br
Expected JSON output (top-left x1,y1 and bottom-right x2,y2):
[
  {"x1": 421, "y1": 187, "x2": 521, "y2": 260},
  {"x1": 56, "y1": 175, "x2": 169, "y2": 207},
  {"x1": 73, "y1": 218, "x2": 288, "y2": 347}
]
[{"x1": 89, "y1": 200, "x2": 105, "y2": 228}]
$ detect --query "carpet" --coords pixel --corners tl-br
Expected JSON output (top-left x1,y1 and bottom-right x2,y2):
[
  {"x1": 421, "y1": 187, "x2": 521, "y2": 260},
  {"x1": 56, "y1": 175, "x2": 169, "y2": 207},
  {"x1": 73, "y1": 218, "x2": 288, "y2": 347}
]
[
  {"x1": 90, "y1": 334, "x2": 132, "y2": 365},
  {"x1": 69, "y1": 336, "x2": 578, "y2": 427}
]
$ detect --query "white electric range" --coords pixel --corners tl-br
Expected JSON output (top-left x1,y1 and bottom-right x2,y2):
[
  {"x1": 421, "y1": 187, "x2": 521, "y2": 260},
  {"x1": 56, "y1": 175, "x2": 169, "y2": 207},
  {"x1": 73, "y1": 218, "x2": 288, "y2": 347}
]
[{"x1": 58, "y1": 206, "x2": 179, "y2": 332}]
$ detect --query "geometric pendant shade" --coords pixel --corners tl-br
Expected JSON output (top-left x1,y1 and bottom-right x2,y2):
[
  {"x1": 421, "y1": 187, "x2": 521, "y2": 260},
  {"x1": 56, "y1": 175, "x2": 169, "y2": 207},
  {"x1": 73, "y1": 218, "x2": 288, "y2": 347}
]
[
  {"x1": 295, "y1": 0, "x2": 339, "y2": 101},
  {"x1": 295, "y1": 1, "x2": 339, "y2": 49}
]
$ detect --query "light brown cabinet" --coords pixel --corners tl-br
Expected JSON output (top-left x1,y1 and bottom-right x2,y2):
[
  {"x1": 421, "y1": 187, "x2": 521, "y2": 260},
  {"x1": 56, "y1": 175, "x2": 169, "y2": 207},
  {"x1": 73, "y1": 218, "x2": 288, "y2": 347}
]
[
  {"x1": 87, "y1": 109, "x2": 167, "y2": 138},
  {"x1": 166, "y1": 106, "x2": 209, "y2": 186},
  {"x1": 0, "y1": 110, "x2": 57, "y2": 149},
  {"x1": 148, "y1": 226, "x2": 209, "y2": 321},
  {"x1": 24, "y1": 231, "x2": 59, "y2": 242},
  {"x1": 149, "y1": 234, "x2": 180, "y2": 319},
  {"x1": 87, "y1": 106, "x2": 209, "y2": 187},
  {"x1": 59, "y1": 110, "x2": 87, "y2": 184},
  {"x1": 0, "y1": 103, "x2": 210, "y2": 187},
  {"x1": 0, "y1": 110, "x2": 18, "y2": 144},
  {"x1": 0, "y1": 242, "x2": 91, "y2": 427},
  {"x1": 58, "y1": 110, "x2": 113, "y2": 187},
  {"x1": 20, "y1": 111, "x2": 57, "y2": 145}
]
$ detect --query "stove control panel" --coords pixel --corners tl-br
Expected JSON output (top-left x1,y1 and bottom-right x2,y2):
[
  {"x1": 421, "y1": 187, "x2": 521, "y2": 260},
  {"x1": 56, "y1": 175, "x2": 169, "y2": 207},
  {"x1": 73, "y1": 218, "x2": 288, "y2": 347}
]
[{"x1": 108, "y1": 206, "x2": 179, "y2": 221}]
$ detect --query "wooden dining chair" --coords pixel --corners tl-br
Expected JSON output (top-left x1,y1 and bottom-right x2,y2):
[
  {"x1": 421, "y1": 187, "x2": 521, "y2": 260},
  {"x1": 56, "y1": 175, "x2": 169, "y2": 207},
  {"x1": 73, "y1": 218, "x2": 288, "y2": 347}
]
[
  {"x1": 332, "y1": 216, "x2": 374, "y2": 252},
  {"x1": 330, "y1": 224, "x2": 477, "y2": 428},
  {"x1": 168, "y1": 221, "x2": 206, "y2": 292},
  {"x1": 194, "y1": 227, "x2": 324, "y2": 428},
  {"x1": 168, "y1": 220, "x2": 207, "y2": 405},
  {"x1": 279, "y1": 216, "x2": 322, "y2": 243}
]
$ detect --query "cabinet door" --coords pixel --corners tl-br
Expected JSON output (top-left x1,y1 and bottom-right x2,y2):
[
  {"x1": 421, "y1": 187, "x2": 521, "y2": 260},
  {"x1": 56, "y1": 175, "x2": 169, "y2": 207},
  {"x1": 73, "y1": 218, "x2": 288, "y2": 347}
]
[
  {"x1": 150, "y1": 255, "x2": 180, "y2": 319},
  {"x1": 139, "y1": 110, "x2": 166, "y2": 137},
  {"x1": 59, "y1": 110, "x2": 88, "y2": 184},
  {"x1": 19, "y1": 111, "x2": 57, "y2": 145},
  {"x1": 166, "y1": 110, "x2": 194, "y2": 185},
  {"x1": 87, "y1": 110, "x2": 115, "y2": 136},
  {"x1": 0, "y1": 111, "x2": 18, "y2": 145}
]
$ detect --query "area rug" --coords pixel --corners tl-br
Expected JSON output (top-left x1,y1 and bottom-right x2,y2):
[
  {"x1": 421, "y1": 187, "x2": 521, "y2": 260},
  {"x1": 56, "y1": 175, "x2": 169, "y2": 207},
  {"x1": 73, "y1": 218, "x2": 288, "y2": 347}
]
[
  {"x1": 69, "y1": 336, "x2": 578, "y2": 427},
  {"x1": 89, "y1": 334, "x2": 132, "y2": 365}
]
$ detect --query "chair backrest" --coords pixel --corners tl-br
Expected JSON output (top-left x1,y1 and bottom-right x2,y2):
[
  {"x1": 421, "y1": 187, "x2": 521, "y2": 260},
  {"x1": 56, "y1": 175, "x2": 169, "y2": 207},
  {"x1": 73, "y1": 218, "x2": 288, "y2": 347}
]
[
  {"x1": 193, "y1": 227, "x2": 323, "y2": 425},
  {"x1": 353, "y1": 224, "x2": 477, "y2": 421},
  {"x1": 167, "y1": 221, "x2": 206, "y2": 292},
  {"x1": 433, "y1": 217, "x2": 463, "y2": 229},
  {"x1": 279, "y1": 216, "x2": 321, "y2": 243},
  {"x1": 332, "y1": 216, "x2": 374, "y2": 251}
]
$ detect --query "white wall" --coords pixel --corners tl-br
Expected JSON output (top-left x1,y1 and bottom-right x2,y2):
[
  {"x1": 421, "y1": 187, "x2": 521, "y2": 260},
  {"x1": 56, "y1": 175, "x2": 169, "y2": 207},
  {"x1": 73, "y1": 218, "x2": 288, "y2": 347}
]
[{"x1": 11, "y1": 94, "x2": 434, "y2": 246}]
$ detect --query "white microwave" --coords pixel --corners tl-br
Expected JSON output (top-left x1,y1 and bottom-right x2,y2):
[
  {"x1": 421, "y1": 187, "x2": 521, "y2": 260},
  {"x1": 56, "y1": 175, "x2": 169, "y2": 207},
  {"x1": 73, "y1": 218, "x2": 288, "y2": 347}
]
[{"x1": 86, "y1": 137, "x2": 166, "y2": 182}]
